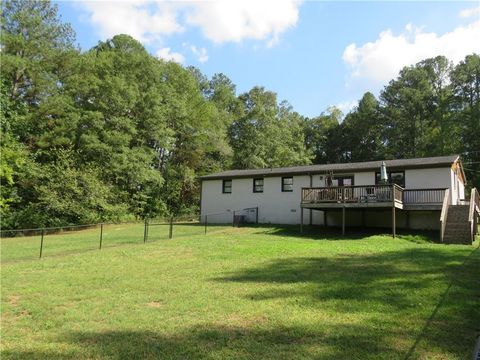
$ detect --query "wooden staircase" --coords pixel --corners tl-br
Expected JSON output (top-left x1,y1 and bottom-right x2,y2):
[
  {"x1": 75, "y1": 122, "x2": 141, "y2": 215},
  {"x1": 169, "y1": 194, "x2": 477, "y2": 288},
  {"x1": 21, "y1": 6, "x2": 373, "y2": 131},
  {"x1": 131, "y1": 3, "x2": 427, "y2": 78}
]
[
  {"x1": 441, "y1": 187, "x2": 479, "y2": 244},
  {"x1": 443, "y1": 205, "x2": 471, "y2": 244}
]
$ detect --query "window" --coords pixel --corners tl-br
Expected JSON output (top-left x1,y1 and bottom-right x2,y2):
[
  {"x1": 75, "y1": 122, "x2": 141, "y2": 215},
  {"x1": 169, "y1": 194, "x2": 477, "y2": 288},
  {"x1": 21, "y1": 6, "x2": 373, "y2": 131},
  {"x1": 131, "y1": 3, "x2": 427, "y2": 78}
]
[
  {"x1": 222, "y1": 179, "x2": 232, "y2": 194},
  {"x1": 375, "y1": 171, "x2": 405, "y2": 187},
  {"x1": 333, "y1": 176, "x2": 354, "y2": 186},
  {"x1": 253, "y1": 178, "x2": 264, "y2": 193},
  {"x1": 282, "y1": 177, "x2": 293, "y2": 192}
]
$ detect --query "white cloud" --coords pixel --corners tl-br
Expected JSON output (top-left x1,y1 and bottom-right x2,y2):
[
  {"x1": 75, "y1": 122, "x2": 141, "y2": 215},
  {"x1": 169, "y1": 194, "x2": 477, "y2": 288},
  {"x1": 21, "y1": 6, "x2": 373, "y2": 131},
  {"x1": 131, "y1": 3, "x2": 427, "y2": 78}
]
[
  {"x1": 80, "y1": 1, "x2": 183, "y2": 43},
  {"x1": 459, "y1": 6, "x2": 480, "y2": 18},
  {"x1": 335, "y1": 100, "x2": 358, "y2": 115},
  {"x1": 78, "y1": 1, "x2": 301, "y2": 48},
  {"x1": 190, "y1": 45, "x2": 209, "y2": 63},
  {"x1": 342, "y1": 18, "x2": 480, "y2": 86},
  {"x1": 185, "y1": 0, "x2": 301, "y2": 46},
  {"x1": 156, "y1": 47, "x2": 185, "y2": 64}
]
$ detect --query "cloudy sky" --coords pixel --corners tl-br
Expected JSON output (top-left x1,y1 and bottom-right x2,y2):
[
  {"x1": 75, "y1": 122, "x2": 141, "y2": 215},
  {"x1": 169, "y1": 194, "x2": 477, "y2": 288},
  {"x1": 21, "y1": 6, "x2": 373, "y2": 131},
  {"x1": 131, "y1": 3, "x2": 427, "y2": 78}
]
[{"x1": 57, "y1": 1, "x2": 480, "y2": 117}]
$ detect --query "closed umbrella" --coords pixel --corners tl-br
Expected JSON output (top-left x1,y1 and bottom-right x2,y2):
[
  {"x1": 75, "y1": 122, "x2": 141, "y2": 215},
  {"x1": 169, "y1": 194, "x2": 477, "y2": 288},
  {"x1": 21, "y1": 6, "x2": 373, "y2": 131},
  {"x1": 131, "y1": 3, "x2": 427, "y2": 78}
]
[{"x1": 380, "y1": 161, "x2": 388, "y2": 184}]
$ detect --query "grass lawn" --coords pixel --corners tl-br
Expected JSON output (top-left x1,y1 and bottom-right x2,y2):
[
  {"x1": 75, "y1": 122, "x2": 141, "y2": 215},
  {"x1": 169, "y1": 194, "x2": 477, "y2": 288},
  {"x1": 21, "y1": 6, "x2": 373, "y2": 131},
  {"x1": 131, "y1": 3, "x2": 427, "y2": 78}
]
[{"x1": 1, "y1": 225, "x2": 479, "y2": 359}]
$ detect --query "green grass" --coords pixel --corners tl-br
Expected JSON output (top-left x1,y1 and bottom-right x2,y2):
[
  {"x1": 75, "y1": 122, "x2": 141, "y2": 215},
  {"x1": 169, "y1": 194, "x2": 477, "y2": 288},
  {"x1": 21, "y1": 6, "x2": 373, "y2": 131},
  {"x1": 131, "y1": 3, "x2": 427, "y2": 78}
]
[
  {"x1": 1, "y1": 225, "x2": 479, "y2": 359},
  {"x1": 1, "y1": 222, "x2": 222, "y2": 262}
]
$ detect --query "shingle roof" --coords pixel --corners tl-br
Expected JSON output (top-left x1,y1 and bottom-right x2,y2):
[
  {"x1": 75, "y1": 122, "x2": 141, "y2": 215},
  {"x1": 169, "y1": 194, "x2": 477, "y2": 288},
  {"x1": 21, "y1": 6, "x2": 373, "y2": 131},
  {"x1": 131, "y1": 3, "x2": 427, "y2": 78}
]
[{"x1": 200, "y1": 155, "x2": 460, "y2": 180}]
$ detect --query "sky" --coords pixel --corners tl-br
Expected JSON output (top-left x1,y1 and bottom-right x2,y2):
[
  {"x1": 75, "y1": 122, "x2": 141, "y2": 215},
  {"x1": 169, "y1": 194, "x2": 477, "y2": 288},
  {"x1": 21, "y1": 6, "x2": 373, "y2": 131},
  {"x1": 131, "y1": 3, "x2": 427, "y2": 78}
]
[{"x1": 56, "y1": 1, "x2": 480, "y2": 118}]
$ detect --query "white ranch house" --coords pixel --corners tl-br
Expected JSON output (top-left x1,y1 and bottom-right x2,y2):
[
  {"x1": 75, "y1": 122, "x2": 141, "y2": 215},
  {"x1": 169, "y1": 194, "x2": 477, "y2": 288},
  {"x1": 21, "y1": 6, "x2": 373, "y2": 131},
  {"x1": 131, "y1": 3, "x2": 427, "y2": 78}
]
[{"x1": 199, "y1": 155, "x2": 479, "y2": 244}]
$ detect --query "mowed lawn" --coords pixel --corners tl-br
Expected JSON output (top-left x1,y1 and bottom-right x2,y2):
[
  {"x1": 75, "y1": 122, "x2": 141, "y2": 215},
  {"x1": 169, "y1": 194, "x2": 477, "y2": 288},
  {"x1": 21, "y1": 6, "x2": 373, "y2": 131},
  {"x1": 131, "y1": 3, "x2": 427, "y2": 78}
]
[{"x1": 1, "y1": 226, "x2": 479, "y2": 359}]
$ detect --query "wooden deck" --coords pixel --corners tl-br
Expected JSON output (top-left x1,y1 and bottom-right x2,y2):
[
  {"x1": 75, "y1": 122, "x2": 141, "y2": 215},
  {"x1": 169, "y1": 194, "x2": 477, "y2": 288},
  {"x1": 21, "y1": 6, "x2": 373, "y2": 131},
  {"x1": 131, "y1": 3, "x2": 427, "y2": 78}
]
[{"x1": 301, "y1": 185, "x2": 446, "y2": 211}]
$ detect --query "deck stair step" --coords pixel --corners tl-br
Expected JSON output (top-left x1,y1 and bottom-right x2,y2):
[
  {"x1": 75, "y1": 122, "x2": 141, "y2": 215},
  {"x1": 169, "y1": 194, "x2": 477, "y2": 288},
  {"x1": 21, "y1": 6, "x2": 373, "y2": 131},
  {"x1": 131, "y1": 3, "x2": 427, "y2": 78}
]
[{"x1": 443, "y1": 205, "x2": 472, "y2": 244}]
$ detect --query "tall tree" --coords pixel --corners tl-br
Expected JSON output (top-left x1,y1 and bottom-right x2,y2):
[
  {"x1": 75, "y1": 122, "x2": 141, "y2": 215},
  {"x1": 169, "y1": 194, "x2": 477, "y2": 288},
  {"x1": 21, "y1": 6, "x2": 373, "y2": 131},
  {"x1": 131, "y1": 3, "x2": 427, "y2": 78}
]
[
  {"x1": 451, "y1": 54, "x2": 480, "y2": 189},
  {"x1": 342, "y1": 92, "x2": 386, "y2": 162},
  {"x1": 304, "y1": 107, "x2": 342, "y2": 163},
  {"x1": 231, "y1": 87, "x2": 311, "y2": 169}
]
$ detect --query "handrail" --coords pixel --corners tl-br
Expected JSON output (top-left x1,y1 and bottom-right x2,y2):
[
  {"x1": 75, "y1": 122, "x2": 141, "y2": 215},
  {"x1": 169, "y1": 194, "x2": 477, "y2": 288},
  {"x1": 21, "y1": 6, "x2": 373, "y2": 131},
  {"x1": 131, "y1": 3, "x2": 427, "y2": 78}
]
[
  {"x1": 301, "y1": 185, "x2": 448, "y2": 205},
  {"x1": 301, "y1": 184, "x2": 396, "y2": 204},
  {"x1": 439, "y1": 188, "x2": 450, "y2": 243},
  {"x1": 468, "y1": 188, "x2": 478, "y2": 242},
  {"x1": 302, "y1": 184, "x2": 404, "y2": 190},
  {"x1": 402, "y1": 188, "x2": 447, "y2": 204},
  {"x1": 469, "y1": 188, "x2": 476, "y2": 223}
]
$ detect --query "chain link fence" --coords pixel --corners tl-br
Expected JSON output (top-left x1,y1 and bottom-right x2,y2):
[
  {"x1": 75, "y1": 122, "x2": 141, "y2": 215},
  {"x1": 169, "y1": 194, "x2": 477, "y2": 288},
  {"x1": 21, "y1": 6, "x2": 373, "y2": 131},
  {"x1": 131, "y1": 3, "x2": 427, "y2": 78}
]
[
  {"x1": 1, "y1": 209, "x2": 259, "y2": 263},
  {"x1": 0, "y1": 217, "x2": 233, "y2": 263}
]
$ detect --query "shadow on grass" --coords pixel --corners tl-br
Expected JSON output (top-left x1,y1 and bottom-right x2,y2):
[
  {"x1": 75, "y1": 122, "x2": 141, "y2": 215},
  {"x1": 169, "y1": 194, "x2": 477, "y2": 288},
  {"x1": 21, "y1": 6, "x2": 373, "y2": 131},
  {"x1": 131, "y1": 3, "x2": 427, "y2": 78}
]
[
  {"x1": 247, "y1": 225, "x2": 439, "y2": 243},
  {"x1": 212, "y1": 246, "x2": 480, "y2": 359},
  {"x1": 3, "y1": 247, "x2": 479, "y2": 359},
  {"x1": 2, "y1": 323, "x2": 405, "y2": 360},
  {"x1": 215, "y1": 249, "x2": 464, "y2": 307}
]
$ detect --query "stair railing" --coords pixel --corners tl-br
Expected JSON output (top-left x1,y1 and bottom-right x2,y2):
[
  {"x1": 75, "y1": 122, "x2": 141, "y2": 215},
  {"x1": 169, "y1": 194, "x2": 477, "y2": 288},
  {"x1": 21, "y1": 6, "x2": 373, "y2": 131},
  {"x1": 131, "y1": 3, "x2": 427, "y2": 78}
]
[
  {"x1": 469, "y1": 188, "x2": 479, "y2": 242},
  {"x1": 439, "y1": 188, "x2": 450, "y2": 243}
]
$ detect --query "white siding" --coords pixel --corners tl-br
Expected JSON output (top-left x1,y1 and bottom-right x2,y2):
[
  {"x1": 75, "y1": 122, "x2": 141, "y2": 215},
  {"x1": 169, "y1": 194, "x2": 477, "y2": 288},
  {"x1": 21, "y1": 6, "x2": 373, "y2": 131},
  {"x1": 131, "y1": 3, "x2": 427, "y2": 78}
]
[
  {"x1": 201, "y1": 175, "x2": 311, "y2": 224},
  {"x1": 354, "y1": 172, "x2": 375, "y2": 185},
  {"x1": 404, "y1": 167, "x2": 451, "y2": 189}
]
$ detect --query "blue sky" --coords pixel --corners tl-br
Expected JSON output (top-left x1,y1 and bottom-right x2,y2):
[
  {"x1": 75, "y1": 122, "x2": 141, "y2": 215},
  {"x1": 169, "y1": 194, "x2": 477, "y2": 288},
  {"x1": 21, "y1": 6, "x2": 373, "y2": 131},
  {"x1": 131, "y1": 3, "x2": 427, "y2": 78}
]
[{"x1": 56, "y1": 1, "x2": 480, "y2": 118}]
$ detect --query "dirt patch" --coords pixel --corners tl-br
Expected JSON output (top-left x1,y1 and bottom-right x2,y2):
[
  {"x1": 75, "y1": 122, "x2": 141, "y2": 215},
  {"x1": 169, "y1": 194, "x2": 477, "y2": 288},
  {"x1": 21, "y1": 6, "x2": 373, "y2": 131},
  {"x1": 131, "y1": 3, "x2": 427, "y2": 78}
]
[
  {"x1": 8, "y1": 295, "x2": 20, "y2": 306},
  {"x1": 226, "y1": 314, "x2": 268, "y2": 327},
  {"x1": 146, "y1": 301, "x2": 163, "y2": 308}
]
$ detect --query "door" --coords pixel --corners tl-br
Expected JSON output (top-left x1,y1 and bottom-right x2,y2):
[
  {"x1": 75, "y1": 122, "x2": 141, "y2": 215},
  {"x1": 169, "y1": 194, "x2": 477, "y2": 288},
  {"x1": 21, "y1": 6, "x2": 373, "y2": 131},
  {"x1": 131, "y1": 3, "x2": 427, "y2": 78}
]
[{"x1": 334, "y1": 176, "x2": 354, "y2": 186}]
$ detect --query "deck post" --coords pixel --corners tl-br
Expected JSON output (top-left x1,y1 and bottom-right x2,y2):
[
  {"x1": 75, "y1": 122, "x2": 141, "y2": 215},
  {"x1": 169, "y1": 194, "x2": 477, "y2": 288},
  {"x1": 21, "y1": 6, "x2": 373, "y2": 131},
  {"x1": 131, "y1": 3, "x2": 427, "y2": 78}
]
[
  {"x1": 406, "y1": 211, "x2": 410, "y2": 229},
  {"x1": 300, "y1": 207, "x2": 304, "y2": 234},
  {"x1": 324, "y1": 211, "x2": 327, "y2": 227},
  {"x1": 342, "y1": 206, "x2": 346, "y2": 235},
  {"x1": 392, "y1": 205, "x2": 396, "y2": 238},
  {"x1": 361, "y1": 210, "x2": 366, "y2": 228}
]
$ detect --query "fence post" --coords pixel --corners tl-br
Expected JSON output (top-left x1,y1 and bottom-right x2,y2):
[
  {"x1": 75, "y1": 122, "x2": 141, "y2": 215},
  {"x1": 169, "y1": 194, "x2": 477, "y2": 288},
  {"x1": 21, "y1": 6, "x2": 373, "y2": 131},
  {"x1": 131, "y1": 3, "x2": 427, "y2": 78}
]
[
  {"x1": 233, "y1": 211, "x2": 235, "y2": 227},
  {"x1": 256, "y1": 207, "x2": 259, "y2": 225},
  {"x1": 99, "y1": 223, "x2": 104, "y2": 249},
  {"x1": 143, "y1": 218, "x2": 148, "y2": 243},
  {"x1": 169, "y1": 217, "x2": 173, "y2": 239},
  {"x1": 205, "y1": 215, "x2": 207, "y2": 235},
  {"x1": 39, "y1": 229, "x2": 45, "y2": 258}
]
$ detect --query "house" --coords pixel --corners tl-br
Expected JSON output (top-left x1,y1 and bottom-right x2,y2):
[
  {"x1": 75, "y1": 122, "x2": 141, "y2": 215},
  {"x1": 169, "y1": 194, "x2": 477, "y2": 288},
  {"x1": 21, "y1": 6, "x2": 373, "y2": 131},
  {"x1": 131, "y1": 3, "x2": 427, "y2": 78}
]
[{"x1": 199, "y1": 155, "x2": 479, "y2": 244}]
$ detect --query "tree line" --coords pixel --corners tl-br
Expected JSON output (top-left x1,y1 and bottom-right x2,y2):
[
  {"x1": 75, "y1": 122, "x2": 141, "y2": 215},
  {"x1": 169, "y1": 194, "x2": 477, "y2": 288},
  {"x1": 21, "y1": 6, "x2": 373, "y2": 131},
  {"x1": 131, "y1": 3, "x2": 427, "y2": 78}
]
[{"x1": 1, "y1": 0, "x2": 479, "y2": 229}]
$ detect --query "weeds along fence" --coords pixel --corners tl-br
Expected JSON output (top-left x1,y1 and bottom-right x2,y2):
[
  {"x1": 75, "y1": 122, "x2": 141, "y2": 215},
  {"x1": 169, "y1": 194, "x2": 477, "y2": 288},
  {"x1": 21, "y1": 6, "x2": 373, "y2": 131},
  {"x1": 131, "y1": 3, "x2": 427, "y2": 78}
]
[
  {"x1": 0, "y1": 217, "x2": 228, "y2": 263},
  {"x1": 203, "y1": 207, "x2": 259, "y2": 229}
]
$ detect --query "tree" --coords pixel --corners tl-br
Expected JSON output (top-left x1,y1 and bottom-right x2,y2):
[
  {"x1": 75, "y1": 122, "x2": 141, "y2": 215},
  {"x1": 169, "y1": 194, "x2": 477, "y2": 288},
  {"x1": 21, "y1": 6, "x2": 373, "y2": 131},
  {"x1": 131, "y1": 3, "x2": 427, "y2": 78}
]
[
  {"x1": 231, "y1": 87, "x2": 311, "y2": 169},
  {"x1": 1, "y1": 0, "x2": 76, "y2": 103},
  {"x1": 342, "y1": 92, "x2": 385, "y2": 162},
  {"x1": 304, "y1": 107, "x2": 342, "y2": 163},
  {"x1": 451, "y1": 54, "x2": 480, "y2": 189},
  {"x1": 380, "y1": 56, "x2": 458, "y2": 159}
]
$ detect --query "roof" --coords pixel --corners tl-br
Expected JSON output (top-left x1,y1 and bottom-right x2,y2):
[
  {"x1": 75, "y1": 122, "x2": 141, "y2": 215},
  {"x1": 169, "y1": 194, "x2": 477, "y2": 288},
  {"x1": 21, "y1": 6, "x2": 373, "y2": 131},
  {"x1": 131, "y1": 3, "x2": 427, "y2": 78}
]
[{"x1": 200, "y1": 155, "x2": 460, "y2": 180}]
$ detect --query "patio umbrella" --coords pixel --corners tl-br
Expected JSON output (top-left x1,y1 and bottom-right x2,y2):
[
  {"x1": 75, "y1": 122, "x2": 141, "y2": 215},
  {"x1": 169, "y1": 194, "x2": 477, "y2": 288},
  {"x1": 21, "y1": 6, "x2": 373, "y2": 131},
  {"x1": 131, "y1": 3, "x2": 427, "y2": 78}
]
[{"x1": 380, "y1": 161, "x2": 388, "y2": 184}]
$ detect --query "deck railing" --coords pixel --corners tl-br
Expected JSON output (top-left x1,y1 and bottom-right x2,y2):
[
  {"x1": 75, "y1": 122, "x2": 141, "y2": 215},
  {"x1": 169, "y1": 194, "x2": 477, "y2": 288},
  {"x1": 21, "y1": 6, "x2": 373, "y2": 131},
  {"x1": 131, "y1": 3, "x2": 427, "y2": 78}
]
[
  {"x1": 301, "y1": 185, "x2": 446, "y2": 205},
  {"x1": 301, "y1": 184, "x2": 403, "y2": 204},
  {"x1": 403, "y1": 188, "x2": 446, "y2": 204}
]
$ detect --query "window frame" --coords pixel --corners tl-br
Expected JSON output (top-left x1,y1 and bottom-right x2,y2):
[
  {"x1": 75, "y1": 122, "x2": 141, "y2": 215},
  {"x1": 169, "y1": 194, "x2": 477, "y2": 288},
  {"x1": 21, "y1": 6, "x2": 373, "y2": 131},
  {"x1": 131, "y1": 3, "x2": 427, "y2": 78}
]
[
  {"x1": 222, "y1": 179, "x2": 232, "y2": 194},
  {"x1": 281, "y1": 176, "x2": 294, "y2": 192},
  {"x1": 333, "y1": 175, "x2": 354, "y2": 187},
  {"x1": 253, "y1": 178, "x2": 264, "y2": 193}
]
